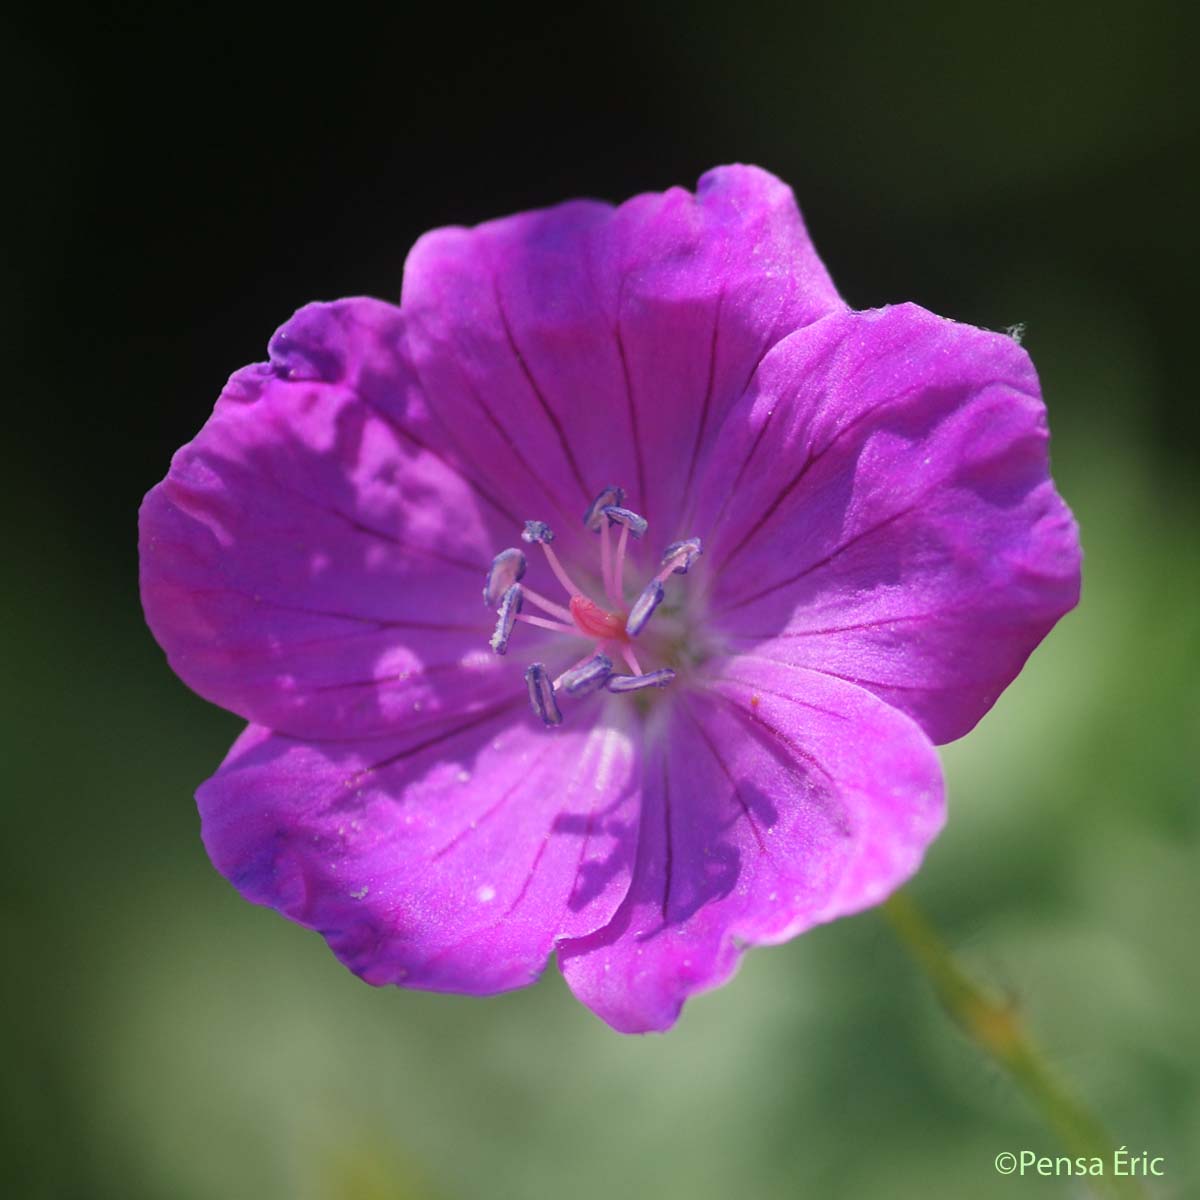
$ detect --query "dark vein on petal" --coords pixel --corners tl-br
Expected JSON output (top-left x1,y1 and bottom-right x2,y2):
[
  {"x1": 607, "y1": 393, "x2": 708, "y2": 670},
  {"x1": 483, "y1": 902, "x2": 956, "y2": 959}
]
[
  {"x1": 712, "y1": 375, "x2": 945, "y2": 578},
  {"x1": 271, "y1": 698, "x2": 524, "y2": 749},
  {"x1": 681, "y1": 289, "x2": 723, "y2": 504},
  {"x1": 312, "y1": 660, "x2": 495, "y2": 693},
  {"x1": 418, "y1": 831, "x2": 554, "y2": 981},
  {"x1": 682, "y1": 698, "x2": 767, "y2": 853},
  {"x1": 335, "y1": 306, "x2": 523, "y2": 525},
  {"x1": 420, "y1": 740, "x2": 584, "y2": 977},
  {"x1": 712, "y1": 501, "x2": 923, "y2": 618},
  {"x1": 723, "y1": 395, "x2": 1043, "y2": 607},
  {"x1": 614, "y1": 310, "x2": 648, "y2": 517},
  {"x1": 564, "y1": 722, "x2": 636, "y2": 925},
  {"x1": 681, "y1": 326, "x2": 781, "y2": 536},
  {"x1": 511, "y1": 837, "x2": 553, "y2": 919},
  {"x1": 188, "y1": 587, "x2": 487, "y2": 633},
  {"x1": 703, "y1": 398, "x2": 778, "y2": 547},
  {"x1": 696, "y1": 684, "x2": 846, "y2": 819},
  {"x1": 357, "y1": 699, "x2": 522, "y2": 779},
  {"x1": 369, "y1": 616, "x2": 489, "y2": 632},
  {"x1": 492, "y1": 280, "x2": 592, "y2": 505},
  {"x1": 701, "y1": 675, "x2": 852, "y2": 724},
  {"x1": 347, "y1": 384, "x2": 520, "y2": 527},
  {"x1": 728, "y1": 653, "x2": 991, "y2": 695},
  {"x1": 441, "y1": 349, "x2": 579, "y2": 528},
  {"x1": 222, "y1": 624, "x2": 455, "y2": 657},
  {"x1": 660, "y1": 751, "x2": 674, "y2": 921},
  {"x1": 715, "y1": 443, "x2": 821, "y2": 574},
  {"x1": 232, "y1": 438, "x2": 483, "y2": 575},
  {"x1": 568, "y1": 805, "x2": 599, "y2": 918},
  {"x1": 723, "y1": 611, "x2": 951, "y2": 641},
  {"x1": 710, "y1": 361, "x2": 1041, "y2": 586},
  {"x1": 431, "y1": 741, "x2": 559, "y2": 861}
]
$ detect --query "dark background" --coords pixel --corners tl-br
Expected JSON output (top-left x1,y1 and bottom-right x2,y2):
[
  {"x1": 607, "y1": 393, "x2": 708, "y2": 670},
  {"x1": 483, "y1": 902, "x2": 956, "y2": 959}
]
[{"x1": 5, "y1": 3, "x2": 1198, "y2": 1198}]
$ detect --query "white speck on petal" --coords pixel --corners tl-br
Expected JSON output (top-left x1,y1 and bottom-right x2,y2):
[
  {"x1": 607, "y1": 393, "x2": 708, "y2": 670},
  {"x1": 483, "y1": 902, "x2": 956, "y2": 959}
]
[
  {"x1": 350, "y1": 886, "x2": 369, "y2": 900},
  {"x1": 476, "y1": 884, "x2": 496, "y2": 903}
]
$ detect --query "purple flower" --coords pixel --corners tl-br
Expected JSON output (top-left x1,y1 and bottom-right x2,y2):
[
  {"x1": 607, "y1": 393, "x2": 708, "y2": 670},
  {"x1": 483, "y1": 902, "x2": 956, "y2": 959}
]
[{"x1": 139, "y1": 165, "x2": 1080, "y2": 1033}]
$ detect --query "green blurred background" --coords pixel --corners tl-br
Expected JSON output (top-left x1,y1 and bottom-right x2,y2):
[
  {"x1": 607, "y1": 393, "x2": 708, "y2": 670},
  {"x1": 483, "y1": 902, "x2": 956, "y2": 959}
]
[{"x1": 4, "y1": 2, "x2": 1197, "y2": 1196}]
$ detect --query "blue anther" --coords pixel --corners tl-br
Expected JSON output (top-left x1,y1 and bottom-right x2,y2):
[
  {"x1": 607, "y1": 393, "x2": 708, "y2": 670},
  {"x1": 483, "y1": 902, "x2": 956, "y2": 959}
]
[
  {"x1": 560, "y1": 654, "x2": 614, "y2": 697},
  {"x1": 483, "y1": 547, "x2": 527, "y2": 607},
  {"x1": 602, "y1": 505, "x2": 648, "y2": 539},
  {"x1": 525, "y1": 662, "x2": 563, "y2": 726},
  {"x1": 661, "y1": 536, "x2": 703, "y2": 575},
  {"x1": 489, "y1": 584, "x2": 523, "y2": 655},
  {"x1": 625, "y1": 580, "x2": 664, "y2": 637},
  {"x1": 583, "y1": 485, "x2": 626, "y2": 532},
  {"x1": 606, "y1": 668, "x2": 677, "y2": 693},
  {"x1": 521, "y1": 520, "x2": 556, "y2": 545}
]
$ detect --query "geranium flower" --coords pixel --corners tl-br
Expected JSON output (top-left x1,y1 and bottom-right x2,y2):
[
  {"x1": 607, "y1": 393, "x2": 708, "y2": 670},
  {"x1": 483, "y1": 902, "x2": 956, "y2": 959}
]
[{"x1": 139, "y1": 165, "x2": 1080, "y2": 1032}]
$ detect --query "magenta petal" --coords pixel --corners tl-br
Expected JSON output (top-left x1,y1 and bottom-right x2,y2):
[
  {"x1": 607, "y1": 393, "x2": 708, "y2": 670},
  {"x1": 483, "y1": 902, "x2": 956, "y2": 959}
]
[
  {"x1": 694, "y1": 304, "x2": 1081, "y2": 744},
  {"x1": 559, "y1": 664, "x2": 944, "y2": 1032},
  {"x1": 199, "y1": 705, "x2": 642, "y2": 994},
  {"x1": 401, "y1": 164, "x2": 844, "y2": 544},
  {"x1": 139, "y1": 297, "x2": 538, "y2": 739}
]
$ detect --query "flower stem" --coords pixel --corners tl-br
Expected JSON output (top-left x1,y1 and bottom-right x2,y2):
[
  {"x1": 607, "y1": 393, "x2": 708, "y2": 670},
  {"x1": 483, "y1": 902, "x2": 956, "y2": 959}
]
[{"x1": 881, "y1": 890, "x2": 1148, "y2": 1200}]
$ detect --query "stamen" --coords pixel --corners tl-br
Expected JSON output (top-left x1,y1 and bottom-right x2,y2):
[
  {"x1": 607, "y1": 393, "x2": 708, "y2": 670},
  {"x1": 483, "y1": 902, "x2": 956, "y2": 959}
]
[
  {"x1": 626, "y1": 579, "x2": 664, "y2": 637},
  {"x1": 522, "y1": 517, "x2": 586, "y2": 598},
  {"x1": 606, "y1": 668, "x2": 676, "y2": 693},
  {"x1": 525, "y1": 662, "x2": 562, "y2": 726},
  {"x1": 516, "y1": 612, "x2": 577, "y2": 634},
  {"x1": 558, "y1": 653, "x2": 614, "y2": 697},
  {"x1": 658, "y1": 536, "x2": 702, "y2": 578},
  {"x1": 521, "y1": 520, "x2": 555, "y2": 545},
  {"x1": 520, "y1": 585, "x2": 575, "y2": 624},
  {"x1": 542, "y1": 542, "x2": 586, "y2": 599},
  {"x1": 482, "y1": 492, "x2": 684, "y2": 726},
  {"x1": 583, "y1": 485, "x2": 626, "y2": 532},
  {"x1": 613, "y1": 522, "x2": 630, "y2": 603},
  {"x1": 483, "y1": 547, "x2": 526, "y2": 607},
  {"x1": 602, "y1": 505, "x2": 648, "y2": 539},
  {"x1": 489, "y1": 584, "x2": 523, "y2": 655},
  {"x1": 600, "y1": 519, "x2": 616, "y2": 603}
]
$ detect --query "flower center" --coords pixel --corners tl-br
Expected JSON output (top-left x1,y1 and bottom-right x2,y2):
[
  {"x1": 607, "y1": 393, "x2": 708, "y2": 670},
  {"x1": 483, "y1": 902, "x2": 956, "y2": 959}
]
[{"x1": 480, "y1": 486, "x2": 702, "y2": 727}]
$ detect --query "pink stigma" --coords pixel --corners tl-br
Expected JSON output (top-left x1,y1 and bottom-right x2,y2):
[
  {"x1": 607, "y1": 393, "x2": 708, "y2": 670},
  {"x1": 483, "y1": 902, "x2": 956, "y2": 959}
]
[{"x1": 569, "y1": 594, "x2": 628, "y2": 642}]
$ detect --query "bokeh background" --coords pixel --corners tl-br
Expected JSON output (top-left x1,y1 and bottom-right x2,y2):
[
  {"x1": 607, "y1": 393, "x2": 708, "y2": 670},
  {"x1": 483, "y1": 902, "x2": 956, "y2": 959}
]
[{"x1": 5, "y1": 2, "x2": 1197, "y2": 1196}]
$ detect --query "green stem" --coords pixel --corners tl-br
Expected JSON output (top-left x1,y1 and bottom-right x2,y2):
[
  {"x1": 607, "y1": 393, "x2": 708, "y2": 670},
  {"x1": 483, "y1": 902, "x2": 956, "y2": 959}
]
[{"x1": 881, "y1": 891, "x2": 1148, "y2": 1200}]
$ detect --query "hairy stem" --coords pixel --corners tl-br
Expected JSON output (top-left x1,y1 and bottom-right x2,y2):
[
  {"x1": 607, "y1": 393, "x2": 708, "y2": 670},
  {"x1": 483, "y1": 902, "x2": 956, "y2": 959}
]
[{"x1": 882, "y1": 891, "x2": 1149, "y2": 1200}]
